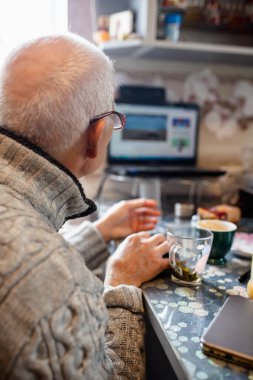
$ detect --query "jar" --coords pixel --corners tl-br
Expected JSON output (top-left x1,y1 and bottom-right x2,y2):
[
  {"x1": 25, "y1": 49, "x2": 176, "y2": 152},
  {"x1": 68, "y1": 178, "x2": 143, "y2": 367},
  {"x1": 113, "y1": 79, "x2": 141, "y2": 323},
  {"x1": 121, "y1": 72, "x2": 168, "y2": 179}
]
[
  {"x1": 174, "y1": 203, "x2": 194, "y2": 219},
  {"x1": 173, "y1": 203, "x2": 195, "y2": 230},
  {"x1": 164, "y1": 13, "x2": 182, "y2": 42},
  {"x1": 247, "y1": 257, "x2": 253, "y2": 299}
]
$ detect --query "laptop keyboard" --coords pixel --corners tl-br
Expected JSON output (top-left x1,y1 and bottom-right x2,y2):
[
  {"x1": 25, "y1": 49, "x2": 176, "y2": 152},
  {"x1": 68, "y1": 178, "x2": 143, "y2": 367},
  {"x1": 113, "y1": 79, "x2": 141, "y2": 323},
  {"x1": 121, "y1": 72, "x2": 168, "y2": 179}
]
[{"x1": 106, "y1": 166, "x2": 226, "y2": 178}]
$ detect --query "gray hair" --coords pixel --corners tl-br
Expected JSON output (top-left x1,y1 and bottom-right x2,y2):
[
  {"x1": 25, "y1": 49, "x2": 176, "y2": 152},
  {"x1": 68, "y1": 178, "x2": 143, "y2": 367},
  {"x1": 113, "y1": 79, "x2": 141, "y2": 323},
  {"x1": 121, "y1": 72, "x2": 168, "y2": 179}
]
[{"x1": 0, "y1": 33, "x2": 115, "y2": 153}]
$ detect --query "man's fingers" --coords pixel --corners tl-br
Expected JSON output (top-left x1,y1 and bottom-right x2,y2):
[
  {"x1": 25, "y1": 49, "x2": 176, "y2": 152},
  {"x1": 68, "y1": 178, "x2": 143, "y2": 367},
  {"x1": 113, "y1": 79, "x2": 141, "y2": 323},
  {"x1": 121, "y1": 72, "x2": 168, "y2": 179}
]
[
  {"x1": 159, "y1": 256, "x2": 171, "y2": 271},
  {"x1": 126, "y1": 198, "x2": 159, "y2": 210},
  {"x1": 135, "y1": 231, "x2": 151, "y2": 239},
  {"x1": 135, "y1": 222, "x2": 158, "y2": 232},
  {"x1": 133, "y1": 208, "x2": 160, "y2": 217},
  {"x1": 130, "y1": 215, "x2": 159, "y2": 232},
  {"x1": 154, "y1": 240, "x2": 170, "y2": 256},
  {"x1": 134, "y1": 216, "x2": 159, "y2": 224},
  {"x1": 147, "y1": 233, "x2": 166, "y2": 245}
]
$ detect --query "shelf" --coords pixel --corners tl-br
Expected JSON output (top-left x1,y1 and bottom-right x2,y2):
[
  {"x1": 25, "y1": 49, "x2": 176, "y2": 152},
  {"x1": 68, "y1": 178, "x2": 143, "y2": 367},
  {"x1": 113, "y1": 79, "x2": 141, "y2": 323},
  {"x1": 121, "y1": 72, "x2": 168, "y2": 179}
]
[
  {"x1": 99, "y1": 39, "x2": 253, "y2": 65},
  {"x1": 159, "y1": 6, "x2": 186, "y2": 12}
]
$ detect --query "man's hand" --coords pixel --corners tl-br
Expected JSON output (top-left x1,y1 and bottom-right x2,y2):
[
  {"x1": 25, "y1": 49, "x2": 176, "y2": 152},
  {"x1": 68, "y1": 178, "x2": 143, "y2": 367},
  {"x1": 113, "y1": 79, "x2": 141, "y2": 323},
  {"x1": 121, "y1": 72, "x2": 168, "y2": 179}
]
[
  {"x1": 94, "y1": 199, "x2": 160, "y2": 242},
  {"x1": 104, "y1": 232, "x2": 169, "y2": 288}
]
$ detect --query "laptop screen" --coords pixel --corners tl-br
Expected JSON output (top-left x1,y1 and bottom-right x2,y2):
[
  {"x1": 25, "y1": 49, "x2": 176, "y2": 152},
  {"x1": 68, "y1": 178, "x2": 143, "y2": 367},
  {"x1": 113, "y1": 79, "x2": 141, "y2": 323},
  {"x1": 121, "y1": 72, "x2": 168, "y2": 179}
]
[{"x1": 108, "y1": 102, "x2": 200, "y2": 166}]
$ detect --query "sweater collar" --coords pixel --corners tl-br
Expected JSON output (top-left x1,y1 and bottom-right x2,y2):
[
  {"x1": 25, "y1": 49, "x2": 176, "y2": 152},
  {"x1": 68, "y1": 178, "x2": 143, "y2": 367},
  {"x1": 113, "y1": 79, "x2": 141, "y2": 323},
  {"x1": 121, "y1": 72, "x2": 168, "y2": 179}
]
[{"x1": 0, "y1": 127, "x2": 97, "y2": 230}]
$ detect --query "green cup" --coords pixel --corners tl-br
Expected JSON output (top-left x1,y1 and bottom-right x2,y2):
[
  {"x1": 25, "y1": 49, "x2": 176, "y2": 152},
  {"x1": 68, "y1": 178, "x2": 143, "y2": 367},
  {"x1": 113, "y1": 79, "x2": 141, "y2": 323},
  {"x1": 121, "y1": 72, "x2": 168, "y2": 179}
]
[{"x1": 196, "y1": 219, "x2": 237, "y2": 265}]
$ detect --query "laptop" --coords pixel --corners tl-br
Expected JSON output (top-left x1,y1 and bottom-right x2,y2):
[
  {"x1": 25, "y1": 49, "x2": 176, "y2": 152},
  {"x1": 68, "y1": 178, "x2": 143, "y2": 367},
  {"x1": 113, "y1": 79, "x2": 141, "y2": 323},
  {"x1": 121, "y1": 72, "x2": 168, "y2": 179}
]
[{"x1": 106, "y1": 102, "x2": 226, "y2": 178}]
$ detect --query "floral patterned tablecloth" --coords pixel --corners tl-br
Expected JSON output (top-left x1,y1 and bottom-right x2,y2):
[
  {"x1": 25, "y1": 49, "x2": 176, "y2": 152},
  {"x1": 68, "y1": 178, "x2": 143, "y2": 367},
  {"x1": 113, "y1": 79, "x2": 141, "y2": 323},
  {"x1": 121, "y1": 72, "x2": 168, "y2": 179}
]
[{"x1": 143, "y1": 254, "x2": 253, "y2": 380}]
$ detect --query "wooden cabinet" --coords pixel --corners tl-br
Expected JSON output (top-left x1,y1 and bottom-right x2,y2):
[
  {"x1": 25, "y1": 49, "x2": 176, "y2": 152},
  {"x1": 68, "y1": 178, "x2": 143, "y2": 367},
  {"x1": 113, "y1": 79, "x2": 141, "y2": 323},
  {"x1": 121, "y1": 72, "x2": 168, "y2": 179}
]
[{"x1": 95, "y1": 0, "x2": 253, "y2": 64}]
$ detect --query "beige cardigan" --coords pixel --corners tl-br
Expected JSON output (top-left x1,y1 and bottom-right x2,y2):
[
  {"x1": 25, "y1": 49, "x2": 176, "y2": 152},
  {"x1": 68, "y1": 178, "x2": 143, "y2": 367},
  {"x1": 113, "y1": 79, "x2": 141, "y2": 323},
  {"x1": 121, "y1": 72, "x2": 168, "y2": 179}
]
[{"x1": 0, "y1": 128, "x2": 145, "y2": 380}]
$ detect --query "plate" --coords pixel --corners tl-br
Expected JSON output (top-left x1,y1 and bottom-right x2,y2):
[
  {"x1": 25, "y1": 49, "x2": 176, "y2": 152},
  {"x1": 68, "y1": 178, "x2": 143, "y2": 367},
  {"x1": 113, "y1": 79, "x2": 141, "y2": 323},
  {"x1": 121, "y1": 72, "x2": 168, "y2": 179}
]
[{"x1": 231, "y1": 232, "x2": 253, "y2": 258}]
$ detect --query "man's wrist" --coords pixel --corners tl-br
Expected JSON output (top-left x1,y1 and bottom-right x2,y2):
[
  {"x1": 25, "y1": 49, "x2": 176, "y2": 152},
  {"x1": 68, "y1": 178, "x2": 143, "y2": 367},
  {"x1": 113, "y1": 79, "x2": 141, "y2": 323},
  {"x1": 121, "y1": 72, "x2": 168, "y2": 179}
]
[
  {"x1": 94, "y1": 219, "x2": 111, "y2": 242},
  {"x1": 104, "y1": 270, "x2": 141, "y2": 288}
]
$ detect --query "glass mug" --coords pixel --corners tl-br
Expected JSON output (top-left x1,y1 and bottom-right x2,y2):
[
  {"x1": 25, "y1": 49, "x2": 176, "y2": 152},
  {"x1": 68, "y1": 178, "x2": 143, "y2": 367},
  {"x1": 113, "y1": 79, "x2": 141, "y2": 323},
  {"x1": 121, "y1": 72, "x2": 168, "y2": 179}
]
[{"x1": 167, "y1": 226, "x2": 213, "y2": 286}]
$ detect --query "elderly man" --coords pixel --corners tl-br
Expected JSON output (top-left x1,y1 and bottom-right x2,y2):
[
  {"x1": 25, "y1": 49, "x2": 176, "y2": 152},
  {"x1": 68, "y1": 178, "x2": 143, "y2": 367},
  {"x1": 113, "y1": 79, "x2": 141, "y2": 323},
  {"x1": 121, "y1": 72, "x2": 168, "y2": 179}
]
[{"x1": 0, "y1": 33, "x2": 169, "y2": 379}]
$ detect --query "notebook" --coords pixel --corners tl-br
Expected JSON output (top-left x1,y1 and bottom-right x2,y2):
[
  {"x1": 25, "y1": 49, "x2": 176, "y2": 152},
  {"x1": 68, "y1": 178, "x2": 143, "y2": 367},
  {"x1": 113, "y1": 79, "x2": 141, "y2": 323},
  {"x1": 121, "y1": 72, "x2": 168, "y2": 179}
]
[
  {"x1": 201, "y1": 296, "x2": 253, "y2": 369},
  {"x1": 106, "y1": 102, "x2": 226, "y2": 178}
]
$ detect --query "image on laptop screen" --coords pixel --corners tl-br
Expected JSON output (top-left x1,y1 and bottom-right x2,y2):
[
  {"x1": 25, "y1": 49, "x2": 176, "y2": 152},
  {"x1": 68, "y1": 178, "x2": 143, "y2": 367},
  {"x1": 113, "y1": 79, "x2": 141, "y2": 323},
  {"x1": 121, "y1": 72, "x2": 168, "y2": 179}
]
[{"x1": 108, "y1": 102, "x2": 200, "y2": 166}]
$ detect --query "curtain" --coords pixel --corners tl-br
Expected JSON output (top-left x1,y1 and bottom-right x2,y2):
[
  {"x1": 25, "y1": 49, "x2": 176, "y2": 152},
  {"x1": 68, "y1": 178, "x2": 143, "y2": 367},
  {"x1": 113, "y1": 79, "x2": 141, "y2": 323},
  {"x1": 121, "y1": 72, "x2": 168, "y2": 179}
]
[{"x1": 68, "y1": 0, "x2": 96, "y2": 42}]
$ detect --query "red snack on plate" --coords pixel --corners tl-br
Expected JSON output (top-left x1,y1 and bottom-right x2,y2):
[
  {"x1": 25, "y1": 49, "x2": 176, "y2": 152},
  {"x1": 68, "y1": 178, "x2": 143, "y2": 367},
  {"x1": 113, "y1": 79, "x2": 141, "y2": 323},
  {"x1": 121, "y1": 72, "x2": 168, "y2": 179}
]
[{"x1": 197, "y1": 204, "x2": 241, "y2": 224}]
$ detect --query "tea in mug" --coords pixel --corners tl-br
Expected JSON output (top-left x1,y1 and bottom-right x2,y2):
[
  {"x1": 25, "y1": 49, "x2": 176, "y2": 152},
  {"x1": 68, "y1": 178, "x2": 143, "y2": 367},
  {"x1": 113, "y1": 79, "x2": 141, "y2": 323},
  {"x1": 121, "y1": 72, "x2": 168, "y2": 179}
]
[
  {"x1": 172, "y1": 260, "x2": 199, "y2": 282},
  {"x1": 196, "y1": 219, "x2": 237, "y2": 265}
]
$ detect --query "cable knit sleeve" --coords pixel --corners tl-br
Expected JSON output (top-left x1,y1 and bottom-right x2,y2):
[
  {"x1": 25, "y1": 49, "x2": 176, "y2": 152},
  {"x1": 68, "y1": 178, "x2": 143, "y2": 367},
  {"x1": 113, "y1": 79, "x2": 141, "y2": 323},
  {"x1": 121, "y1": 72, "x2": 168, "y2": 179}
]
[
  {"x1": 59, "y1": 220, "x2": 110, "y2": 271},
  {"x1": 103, "y1": 285, "x2": 146, "y2": 379}
]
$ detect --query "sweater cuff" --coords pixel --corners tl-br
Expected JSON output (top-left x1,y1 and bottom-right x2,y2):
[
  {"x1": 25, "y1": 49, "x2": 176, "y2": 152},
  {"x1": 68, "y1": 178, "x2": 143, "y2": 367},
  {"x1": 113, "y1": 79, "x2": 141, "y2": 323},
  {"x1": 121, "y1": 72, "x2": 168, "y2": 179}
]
[{"x1": 103, "y1": 285, "x2": 144, "y2": 314}]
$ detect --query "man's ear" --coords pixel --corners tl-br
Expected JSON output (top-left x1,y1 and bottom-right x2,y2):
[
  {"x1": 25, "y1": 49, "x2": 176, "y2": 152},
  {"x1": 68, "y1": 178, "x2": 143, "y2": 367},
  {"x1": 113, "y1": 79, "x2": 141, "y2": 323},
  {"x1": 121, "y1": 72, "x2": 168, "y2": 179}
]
[{"x1": 85, "y1": 119, "x2": 105, "y2": 158}]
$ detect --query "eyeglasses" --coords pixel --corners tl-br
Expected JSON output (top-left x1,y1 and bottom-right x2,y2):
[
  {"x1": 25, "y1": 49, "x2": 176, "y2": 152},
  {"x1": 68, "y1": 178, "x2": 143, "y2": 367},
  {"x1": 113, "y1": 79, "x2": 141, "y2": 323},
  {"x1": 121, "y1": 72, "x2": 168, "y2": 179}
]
[{"x1": 90, "y1": 111, "x2": 126, "y2": 130}]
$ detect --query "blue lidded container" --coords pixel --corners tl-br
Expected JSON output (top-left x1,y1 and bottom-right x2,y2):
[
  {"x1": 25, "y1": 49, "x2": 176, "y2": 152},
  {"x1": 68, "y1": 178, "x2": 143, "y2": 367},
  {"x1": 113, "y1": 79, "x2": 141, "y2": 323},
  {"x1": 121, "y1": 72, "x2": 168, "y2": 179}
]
[{"x1": 164, "y1": 13, "x2": 182, "y2": 42}]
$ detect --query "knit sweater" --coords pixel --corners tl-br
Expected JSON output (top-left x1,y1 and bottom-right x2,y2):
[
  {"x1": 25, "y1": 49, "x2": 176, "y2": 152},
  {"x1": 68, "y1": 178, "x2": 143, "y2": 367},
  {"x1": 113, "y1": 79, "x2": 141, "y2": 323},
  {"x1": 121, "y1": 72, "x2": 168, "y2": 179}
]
[{"x1": 0, "y1": 128, "x2": 145, "y2": 380}]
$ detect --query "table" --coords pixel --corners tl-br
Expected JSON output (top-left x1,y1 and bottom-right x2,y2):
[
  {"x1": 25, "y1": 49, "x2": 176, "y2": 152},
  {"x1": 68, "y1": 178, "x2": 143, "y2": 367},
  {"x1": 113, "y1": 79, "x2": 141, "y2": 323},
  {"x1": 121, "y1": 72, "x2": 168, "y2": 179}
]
[{"x1": 143, "y1": 220, "x2": 253, "y2": 380}]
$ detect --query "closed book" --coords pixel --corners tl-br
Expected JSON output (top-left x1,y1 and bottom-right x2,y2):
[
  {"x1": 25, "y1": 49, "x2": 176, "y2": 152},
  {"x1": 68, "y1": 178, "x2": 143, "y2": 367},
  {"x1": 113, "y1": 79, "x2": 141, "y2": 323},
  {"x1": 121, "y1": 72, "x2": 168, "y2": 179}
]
[{"x1": 201, "y1": 296, "x2": 253, "y2": 369}]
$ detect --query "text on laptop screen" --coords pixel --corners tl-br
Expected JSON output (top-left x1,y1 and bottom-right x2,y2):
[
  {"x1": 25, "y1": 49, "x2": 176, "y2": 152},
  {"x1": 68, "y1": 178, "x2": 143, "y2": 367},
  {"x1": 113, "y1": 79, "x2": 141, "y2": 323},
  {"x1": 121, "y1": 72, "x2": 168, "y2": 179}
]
[{"x1": 109, "y1": 103, "x2": 199, "y2": 164}]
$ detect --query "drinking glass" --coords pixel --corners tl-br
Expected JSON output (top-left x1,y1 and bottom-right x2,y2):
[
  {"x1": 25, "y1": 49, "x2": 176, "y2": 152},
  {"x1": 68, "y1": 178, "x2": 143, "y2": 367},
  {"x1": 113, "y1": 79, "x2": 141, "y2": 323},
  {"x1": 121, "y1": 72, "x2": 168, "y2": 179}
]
[{"x1": 167, "y1": 226, "x2": 213, "y2": 286}]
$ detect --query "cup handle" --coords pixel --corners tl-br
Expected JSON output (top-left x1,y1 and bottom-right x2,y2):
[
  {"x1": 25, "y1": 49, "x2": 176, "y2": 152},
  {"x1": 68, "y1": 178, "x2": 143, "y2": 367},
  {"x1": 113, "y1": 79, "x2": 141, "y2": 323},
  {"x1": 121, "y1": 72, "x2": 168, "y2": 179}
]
[{"x1": 169, "y1": 243, "x2": 183, "y2": 278}]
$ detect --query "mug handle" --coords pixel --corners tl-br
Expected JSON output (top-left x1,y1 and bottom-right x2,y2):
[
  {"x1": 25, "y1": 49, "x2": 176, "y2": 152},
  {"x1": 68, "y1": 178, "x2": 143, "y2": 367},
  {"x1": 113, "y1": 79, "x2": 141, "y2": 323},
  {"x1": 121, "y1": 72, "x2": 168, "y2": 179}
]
[{"x1": 169, "y1": 243, "x2": 183, "y2": 278}]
